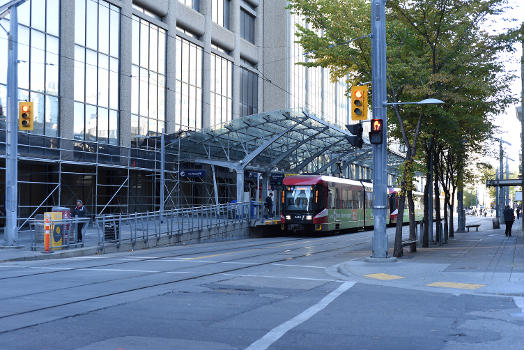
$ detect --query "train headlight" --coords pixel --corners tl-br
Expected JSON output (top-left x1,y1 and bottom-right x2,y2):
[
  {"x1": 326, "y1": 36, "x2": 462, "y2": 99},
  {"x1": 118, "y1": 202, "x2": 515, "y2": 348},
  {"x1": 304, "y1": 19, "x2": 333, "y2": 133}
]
[
  {"x1": 285, "y1": 215, "x2": 291, "y2": 220},
  {"x1": 306, "y1": 215, "x2": 312, "y2": 220}
]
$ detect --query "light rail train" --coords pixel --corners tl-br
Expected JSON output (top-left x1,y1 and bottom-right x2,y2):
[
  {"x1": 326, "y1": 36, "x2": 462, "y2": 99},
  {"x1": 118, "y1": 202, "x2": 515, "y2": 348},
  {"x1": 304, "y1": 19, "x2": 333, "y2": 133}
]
[{"x1": 280, "y1": 175, "x2": 423, "y2": 233}]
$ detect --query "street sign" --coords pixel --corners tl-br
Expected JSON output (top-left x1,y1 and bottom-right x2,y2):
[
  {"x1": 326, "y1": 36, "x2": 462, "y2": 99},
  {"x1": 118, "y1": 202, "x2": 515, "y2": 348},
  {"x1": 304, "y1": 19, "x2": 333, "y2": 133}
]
[
  {"x1": 270, "y1": 172, "x2": 285, "y2": 185},
  {"x1": 180, "y1": 170, "x2": 206, "y2": 178}
]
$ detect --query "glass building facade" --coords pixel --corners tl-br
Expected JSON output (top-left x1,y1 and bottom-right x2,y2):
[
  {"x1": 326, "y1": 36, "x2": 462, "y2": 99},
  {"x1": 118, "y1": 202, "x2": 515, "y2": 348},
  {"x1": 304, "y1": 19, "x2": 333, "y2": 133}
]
[
  {"x1": 209, "y1": 53, "x2": 233, "y2": 128},
  {"x1": 0, "y1": 0, "x2": 60, "y2": 137},
  {"x1": 240, "y1": 67, "x2": 258, "y2": 117},
  {"x1": 175, "y1": 36, "x2": 203, "y2": 130},
  {"x1": 74, "y1": 0, "x2": 120, "y2": 144},
  {"x1": 131, "y1": 15, "x2": 167, "y2": 137}
]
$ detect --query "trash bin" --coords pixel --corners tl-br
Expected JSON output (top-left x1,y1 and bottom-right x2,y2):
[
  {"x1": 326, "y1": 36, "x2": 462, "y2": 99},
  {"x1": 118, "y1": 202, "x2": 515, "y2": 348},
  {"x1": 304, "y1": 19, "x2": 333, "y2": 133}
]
[
  {"x1": 492, "y1": 219, "x2": 500, "y2": 229},
  {"x1": 104, "y1": 221, "x2": 120, "y2": 241}
]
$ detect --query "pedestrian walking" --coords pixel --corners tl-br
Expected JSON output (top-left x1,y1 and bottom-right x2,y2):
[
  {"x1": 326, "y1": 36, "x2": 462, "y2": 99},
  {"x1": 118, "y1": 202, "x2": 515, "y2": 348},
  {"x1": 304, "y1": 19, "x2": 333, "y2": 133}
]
[
  {"x1": 516, "y1": 207, "x2": 521, "y2": 220},
  {"x1": 264, "y1": 193, "x2": 273, "y2": 218},
  {"x1": 503, "y1": 205, "x2": 514, "y2": 237},
  {"x1": 71, "y1": 200, "x2": 88, "y2": 242}
]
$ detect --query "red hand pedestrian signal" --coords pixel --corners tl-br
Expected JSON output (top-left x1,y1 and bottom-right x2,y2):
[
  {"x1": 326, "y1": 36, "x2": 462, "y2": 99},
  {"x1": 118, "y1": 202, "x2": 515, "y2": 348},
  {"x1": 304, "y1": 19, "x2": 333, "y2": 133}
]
[{"x1": 369, "y1": 118, "x2": 383, "y2": 144}]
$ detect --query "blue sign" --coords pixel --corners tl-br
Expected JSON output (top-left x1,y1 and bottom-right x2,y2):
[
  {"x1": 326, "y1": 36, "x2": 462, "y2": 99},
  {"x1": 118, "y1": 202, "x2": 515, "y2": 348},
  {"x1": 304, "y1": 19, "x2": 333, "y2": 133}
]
[{"x1": 180, "y1": 170, "x2": 206, "y2": 178}]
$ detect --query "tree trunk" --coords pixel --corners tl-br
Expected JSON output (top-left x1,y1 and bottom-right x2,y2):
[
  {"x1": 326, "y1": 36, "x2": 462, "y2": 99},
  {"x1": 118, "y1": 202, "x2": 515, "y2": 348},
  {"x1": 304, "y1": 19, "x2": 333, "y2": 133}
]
[
  {"x1": 423, "y1": 178, "x2": 430, "y2": 247},
  {"x1": 393, "y1": 190, "x2": 406, "y2": 257},
  {"x1": 408, "y1": 190, "x2": 416, "y2": 252},
  {"x1": 443, "y1": 193, "x2": 449, "y2": 243},
  {"x1": 434, "y1": 154, "x2": 442, "y2": 243}
]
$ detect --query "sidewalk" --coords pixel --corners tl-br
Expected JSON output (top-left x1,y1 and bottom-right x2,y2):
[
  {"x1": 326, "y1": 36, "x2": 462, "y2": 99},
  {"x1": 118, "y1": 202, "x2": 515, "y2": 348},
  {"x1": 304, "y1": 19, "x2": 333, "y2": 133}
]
[{"x1": 331, "y1": 216, "x2": 524, "y2": 297}]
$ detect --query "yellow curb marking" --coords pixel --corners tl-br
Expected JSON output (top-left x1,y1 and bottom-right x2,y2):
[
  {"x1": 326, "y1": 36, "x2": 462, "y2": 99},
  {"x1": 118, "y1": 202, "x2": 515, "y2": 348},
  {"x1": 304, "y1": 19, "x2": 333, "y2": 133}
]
[
  {"x1": 427, "y1": 282, "x2": 486, "y2": 290},
  {"x1": 364, "y1": 273, "x2": 404, "y2": 280}
]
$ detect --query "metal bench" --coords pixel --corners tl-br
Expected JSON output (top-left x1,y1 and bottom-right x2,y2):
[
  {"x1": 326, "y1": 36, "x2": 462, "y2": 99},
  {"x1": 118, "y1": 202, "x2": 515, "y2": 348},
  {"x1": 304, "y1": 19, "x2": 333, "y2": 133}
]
[
  {"x1": 465, "y1": 224, "x2": 480, "y2": 232},
  {"x1": 401, "y1": 239, "x2": 417, "y2": 252}
]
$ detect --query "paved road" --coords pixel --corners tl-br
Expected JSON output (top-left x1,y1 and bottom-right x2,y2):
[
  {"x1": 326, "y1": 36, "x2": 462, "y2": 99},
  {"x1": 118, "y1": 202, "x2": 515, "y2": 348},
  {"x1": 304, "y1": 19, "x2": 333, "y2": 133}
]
[{"x1": 0, "y1": 216, "x2": 522, "y2": 349}]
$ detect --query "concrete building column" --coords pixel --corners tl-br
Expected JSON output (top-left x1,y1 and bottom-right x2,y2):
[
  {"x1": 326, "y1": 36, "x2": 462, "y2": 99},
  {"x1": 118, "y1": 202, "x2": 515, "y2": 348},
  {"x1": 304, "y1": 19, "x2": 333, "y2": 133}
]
[
  {"x1": 119, "y1": 0, "x2": 132, "y2": 148},
  {"x1": 255, "y1": 3, "x2": 264, "y2": 113},
  {"x1": 59, "y1": 0, "x2": 75, "y2": 141},
  {"x1": 165, "y1": 1, "x2": 178, "y2": 134},
  {"x1": 236, "y1": 168, "x2": 245, "y2": 202},
  {"x1": 231, "y1": 0, "x2": 241, "y2": 119},
  {"x1": 201, "y1": 0, "x2": 212, "y2": 129}
]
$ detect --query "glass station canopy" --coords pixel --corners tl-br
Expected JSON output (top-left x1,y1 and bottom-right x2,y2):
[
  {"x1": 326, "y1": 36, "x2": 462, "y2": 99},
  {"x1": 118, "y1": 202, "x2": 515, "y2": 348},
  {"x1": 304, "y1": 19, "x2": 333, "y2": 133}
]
[{"x1": 167, "y1": 109, "x2": 405, "y2": 176}]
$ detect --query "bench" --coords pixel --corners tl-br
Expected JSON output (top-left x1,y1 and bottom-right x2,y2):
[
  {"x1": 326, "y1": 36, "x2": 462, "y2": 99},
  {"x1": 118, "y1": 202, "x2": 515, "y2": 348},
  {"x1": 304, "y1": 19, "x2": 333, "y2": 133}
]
[
  {"x1": 465, "y1": 224, "x2": 480, "y2": 232},
  {"x1": 401, "y1": 239, "x2": 417, "y2": 252}
]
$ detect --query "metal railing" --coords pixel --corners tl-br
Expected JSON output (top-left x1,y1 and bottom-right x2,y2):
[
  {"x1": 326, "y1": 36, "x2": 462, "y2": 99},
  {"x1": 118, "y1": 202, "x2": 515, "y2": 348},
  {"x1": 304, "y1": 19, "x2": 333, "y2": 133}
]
[
  {"x1": 29, "y1": 217, "x2": 90, "y2": 252},
  {"x1": 95, "y1": 201, "x2": 253, "y2": 249}
]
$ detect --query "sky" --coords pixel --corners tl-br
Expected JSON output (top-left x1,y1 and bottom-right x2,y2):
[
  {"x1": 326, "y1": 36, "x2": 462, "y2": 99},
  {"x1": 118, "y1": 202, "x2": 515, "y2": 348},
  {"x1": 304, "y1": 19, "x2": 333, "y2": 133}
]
[{"x1": 486, "y1": 0, "x2": 523, "y2": 174}]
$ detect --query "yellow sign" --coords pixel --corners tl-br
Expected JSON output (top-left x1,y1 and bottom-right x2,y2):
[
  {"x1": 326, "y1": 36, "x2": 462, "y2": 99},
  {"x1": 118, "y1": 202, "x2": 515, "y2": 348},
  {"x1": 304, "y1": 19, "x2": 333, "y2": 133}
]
[{"x1": 44, "y1": 212, "x2": 63, "y2": 251}]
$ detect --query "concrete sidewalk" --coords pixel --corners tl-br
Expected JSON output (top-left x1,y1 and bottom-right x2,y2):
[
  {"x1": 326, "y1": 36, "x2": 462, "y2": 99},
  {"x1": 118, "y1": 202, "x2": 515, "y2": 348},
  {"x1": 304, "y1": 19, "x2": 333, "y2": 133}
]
[{"x1": 330, "y1": 217, "x2": 524, "y2": 298}]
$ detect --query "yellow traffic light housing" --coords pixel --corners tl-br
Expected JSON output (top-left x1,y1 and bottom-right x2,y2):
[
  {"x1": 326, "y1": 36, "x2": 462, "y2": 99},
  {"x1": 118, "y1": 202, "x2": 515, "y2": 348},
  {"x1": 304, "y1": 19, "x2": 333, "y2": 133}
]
[
  {"x1": 351, "y1": 86, "x2": 368, "y2": 121},
  {"x1": 19, "y1": 101, "x2": 34, "y2": 131}
]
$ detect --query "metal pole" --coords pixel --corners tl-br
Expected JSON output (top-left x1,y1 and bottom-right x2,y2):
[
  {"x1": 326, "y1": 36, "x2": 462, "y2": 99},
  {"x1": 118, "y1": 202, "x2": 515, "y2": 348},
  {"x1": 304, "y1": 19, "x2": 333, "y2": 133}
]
[
  {"x1": 160, "y1": 130, "x2": 165, "y2": 220},
  {"x1": 5, "y1": 5, "x2": 18, "y2": 245},
  {"x1": 499, "y1": 140, "x2": 504, "y2": 224},
  {"x1": 371, "y1": 0, "x2": 388, "y2": 258},
  {"x1": 505, "y1": 155, "x2": 509, "y2": 205},
  {"x1": 521, "y1": 25, "x2": 523, "y2": 237},
  {"x1": 495, "y1": 170, "x2": 499, "y2": 221}
]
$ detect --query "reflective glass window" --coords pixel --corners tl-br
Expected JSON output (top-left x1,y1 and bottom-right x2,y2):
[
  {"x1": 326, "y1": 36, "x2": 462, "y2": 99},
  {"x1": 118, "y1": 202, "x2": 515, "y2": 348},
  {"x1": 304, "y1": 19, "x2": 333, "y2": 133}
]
[
  {"x1": 209, "y1": 53, "x2": 232, "y2": 128},
  {"x1": 131, "y1": 15, "x2": 166, "y2": 138},
  {"x1": 212, "y1": 0, "x2": 230, "y2": 29},
  {"x1": 74, "y1": 0, "x2": 120, "y2": 144},
  {"x1": 0, "y1": 0, "x2": 61, "y2": 136}
]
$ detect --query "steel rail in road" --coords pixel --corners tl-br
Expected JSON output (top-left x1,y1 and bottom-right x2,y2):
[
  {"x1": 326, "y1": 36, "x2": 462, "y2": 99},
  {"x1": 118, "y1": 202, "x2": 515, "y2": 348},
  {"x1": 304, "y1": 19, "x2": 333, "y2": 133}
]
[{"x1": 0, "y1": 233, "x2": 375, "y2": 332}]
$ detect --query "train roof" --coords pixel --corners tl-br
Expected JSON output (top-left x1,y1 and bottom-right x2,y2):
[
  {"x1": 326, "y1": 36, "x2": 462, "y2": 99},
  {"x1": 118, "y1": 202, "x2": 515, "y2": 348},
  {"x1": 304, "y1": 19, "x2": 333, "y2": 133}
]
[{"x1": 283, "y1": 175, "x2": 372, "y2": 188}]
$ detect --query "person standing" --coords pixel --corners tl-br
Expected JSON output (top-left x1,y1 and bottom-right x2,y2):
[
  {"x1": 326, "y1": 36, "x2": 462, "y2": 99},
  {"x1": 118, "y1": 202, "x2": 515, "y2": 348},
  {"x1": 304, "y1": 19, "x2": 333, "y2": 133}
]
[
  {"x1": 503, "y1": 205, "x2": 515, "y2": 237},
  {"x1": 264, "y1": 193, "x2": 273, "y2": 218},
  {"x1": 72, "y1": 200, "x2": 88, "y2": 242}
]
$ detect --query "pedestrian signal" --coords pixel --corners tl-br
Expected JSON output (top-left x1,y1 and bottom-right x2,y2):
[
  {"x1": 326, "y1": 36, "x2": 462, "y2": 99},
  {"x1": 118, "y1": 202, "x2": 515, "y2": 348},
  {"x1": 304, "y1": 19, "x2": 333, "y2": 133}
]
[
  {"x1": 351, "y1": 86, "x2": 368, "y2": 121},
  {"x1": 19, "y1": 102, "x2": 34, "y2": 131},
  {"x1": 369, "y1": 118, "x2": 383, "y2": 144}
]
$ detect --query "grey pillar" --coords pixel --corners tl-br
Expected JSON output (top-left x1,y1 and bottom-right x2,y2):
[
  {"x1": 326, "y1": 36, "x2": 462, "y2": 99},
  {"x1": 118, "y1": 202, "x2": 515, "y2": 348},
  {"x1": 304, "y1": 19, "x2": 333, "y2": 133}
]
[
  {"x1": 236, "y1": 168, "x2": 244, "y2": 202},
  {"x1": 231, "y1": 0, "x2": 241, "y2": 119},
  {"x1": 201, "y1": 0, "x2": 212, "y2": 129},
  {"x1": 165, "y1": 1, "x2": 177, "y2": 134},
  {"x1": 119, "y1": 0, "x2": 132, "y2": 148},
  {"x1": 59, "y1": 0, "x2": 75, "y2": 141},
  {"x1": 256, "y1": 3, "x2": 263, "y2": 113}
]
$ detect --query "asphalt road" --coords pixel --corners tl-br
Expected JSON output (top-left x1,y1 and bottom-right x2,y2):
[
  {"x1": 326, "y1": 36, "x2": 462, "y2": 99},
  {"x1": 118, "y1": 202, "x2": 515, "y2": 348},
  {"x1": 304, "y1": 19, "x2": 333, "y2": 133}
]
[{"x1": 0, "y1": 216, "x2": 522, "y2": 350}]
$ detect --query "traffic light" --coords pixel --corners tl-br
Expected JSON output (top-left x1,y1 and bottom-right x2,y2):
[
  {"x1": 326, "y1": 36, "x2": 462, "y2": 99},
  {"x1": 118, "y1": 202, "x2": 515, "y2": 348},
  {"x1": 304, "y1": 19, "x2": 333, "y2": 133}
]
[
  {"x1": 369, "y1": 118, "x2": 383, "y2": 144},
  {"x1": 345, "y1": 123, "x2": 363, "y2": 148},
  {"x1": 19, "y1": 102, "x2": 34, "y2": 131},
  {"x1": 351, "y1": 85, "x2": 368, "y2": 121}
]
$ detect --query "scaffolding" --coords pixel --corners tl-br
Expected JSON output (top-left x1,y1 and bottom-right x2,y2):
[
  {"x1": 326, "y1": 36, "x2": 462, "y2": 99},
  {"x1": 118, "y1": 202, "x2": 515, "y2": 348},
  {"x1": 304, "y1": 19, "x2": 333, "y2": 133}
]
[{"x1": 1, "y1": 108, "x2": 407, "y2": 230}]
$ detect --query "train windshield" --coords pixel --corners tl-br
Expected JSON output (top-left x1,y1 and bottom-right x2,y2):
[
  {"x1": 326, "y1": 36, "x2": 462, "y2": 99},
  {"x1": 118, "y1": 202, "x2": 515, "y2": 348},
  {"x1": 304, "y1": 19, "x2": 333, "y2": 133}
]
[{"x1": 285, "y1": 186, "x2": 315, "y2": 212}]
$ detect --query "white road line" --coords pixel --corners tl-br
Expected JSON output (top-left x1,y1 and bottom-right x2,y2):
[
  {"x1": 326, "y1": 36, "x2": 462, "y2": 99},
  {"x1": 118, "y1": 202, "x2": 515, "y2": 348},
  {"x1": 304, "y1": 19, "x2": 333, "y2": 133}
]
[
  {"x1": 221, "y1": 273, "x2": 344, "y2": 283},
  {"x1": 29, "y1": 266, "x2": 74, "y2": 270},
  {"x1": 244, "y1": 281, "x2": 356, "y2": 350},
  {"x1": 165, "y1": 271, "x2": 192, "y2": 274},
  {"x1": 272, "y1": 263, "x2": 325, "y2": 269}
]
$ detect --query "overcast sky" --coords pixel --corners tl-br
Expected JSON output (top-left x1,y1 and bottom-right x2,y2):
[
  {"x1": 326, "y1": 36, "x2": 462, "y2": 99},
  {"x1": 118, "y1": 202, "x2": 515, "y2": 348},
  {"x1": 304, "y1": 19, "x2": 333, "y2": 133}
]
[{"x1": 486, "y1": 0, "x2": 523, "y2": 173}]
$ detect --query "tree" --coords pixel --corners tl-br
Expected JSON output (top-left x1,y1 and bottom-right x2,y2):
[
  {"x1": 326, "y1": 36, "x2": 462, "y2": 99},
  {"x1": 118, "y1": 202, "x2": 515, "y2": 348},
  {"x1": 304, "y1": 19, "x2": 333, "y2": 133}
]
[{"x1": 287, "y1": 0, "x2": 519, "y2": 256}]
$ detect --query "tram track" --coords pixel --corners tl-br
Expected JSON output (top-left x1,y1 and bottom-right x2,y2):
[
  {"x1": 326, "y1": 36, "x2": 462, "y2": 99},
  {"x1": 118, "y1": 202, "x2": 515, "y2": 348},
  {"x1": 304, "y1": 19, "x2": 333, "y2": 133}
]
[
  {"x1": 0, "y1": 234, "x2": 372, "y2": 335},
  {"x1": 0, "y1": 232, "x2": 371, "y2": 307}
]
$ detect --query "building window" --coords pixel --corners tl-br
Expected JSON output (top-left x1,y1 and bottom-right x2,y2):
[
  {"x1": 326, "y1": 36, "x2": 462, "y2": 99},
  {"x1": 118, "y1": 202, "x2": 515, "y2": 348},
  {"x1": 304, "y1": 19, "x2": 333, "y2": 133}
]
[
  {"x1": 240, "y1": 67, "x2": 258, "y2": 117},
  {"x1": 132, "y1": 4, "x2": 162, "y2": 20},
  {"x1": 0, "y1": 0, "x2": 60, "y2": 137},
  {"x1": 290, "y1": 15, "x2": 306, "y2": 110},
  {"x1": 176, "y1": 36, "x2": 202, "y2": 130},
  {"x1": 74, "y1": 0, "x2": 120, "y2": 145},
  {"x1": 179, "y1": 0, "x2": 200, "y2": 12},
  {"x1": 131, "y1": 16, "x2": 166, "y2": 138},
  {"x1": 210, "y1": 53, "x2": 232, "y2": 128},
  {"x1": 212, "y1": 0, "x2": 230, "y2": 29},
  {"x1": 240, "y1": 9, "x2": 255, "y2": 44}
]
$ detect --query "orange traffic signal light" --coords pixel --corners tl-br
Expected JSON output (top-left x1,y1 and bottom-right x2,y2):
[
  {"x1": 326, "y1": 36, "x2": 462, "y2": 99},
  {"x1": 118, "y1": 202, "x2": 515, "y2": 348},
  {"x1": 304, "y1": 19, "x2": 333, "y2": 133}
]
[
  {"x1": 19, "y1": 102, "x2": 34, "y2": 131},
  {"x1": 369, "y1": 118, "x2": 383, "y2": 144},
  {"x1": 351, "y1": 85, "x2": 368, "y2": 121}
]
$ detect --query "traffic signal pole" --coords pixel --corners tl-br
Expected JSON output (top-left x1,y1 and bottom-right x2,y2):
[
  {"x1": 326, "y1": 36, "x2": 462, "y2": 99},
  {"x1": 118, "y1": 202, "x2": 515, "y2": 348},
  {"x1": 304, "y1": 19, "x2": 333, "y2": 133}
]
[
  {"x1": 5, "y1": 5, "x2": 18, "y2": 245},
  {"x1": 370, "y1": 0, "x2": 389, "y2": 258}
]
